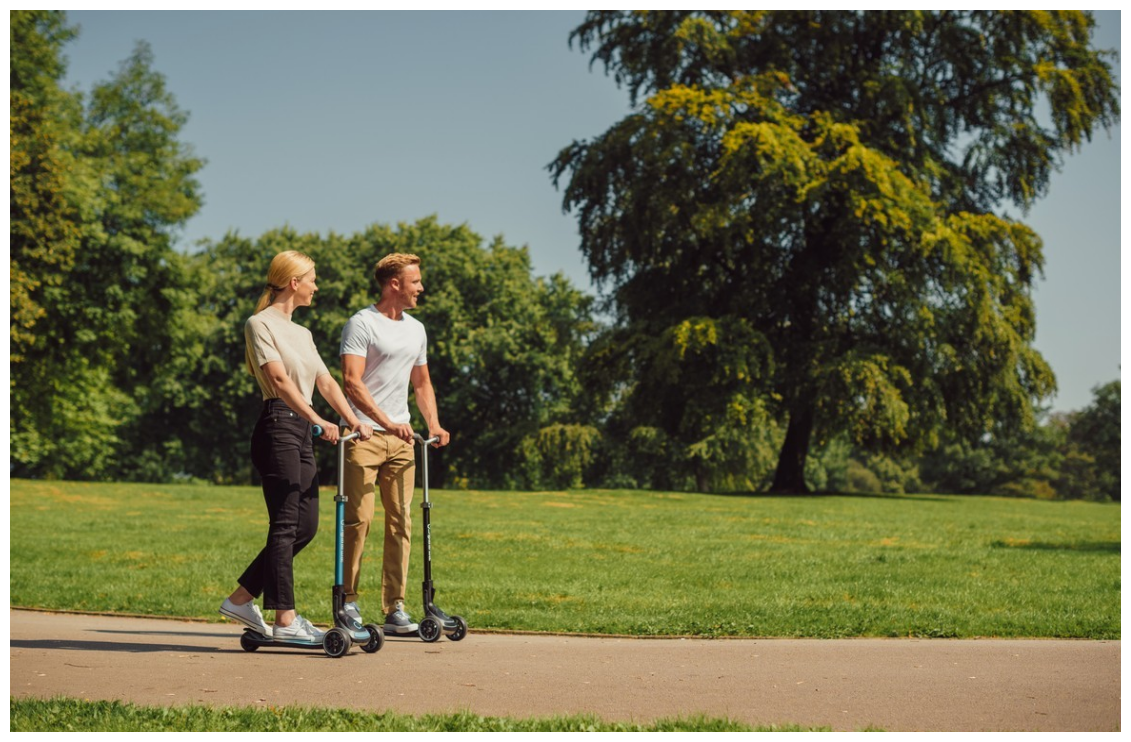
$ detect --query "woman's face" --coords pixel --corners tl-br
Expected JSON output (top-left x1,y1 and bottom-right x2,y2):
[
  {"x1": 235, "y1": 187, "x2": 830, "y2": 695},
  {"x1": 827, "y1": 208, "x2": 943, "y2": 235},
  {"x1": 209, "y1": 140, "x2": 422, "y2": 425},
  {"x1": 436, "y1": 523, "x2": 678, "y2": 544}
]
[{"x1": 293, "y1": 269, "x2": 318, "y2": 307}]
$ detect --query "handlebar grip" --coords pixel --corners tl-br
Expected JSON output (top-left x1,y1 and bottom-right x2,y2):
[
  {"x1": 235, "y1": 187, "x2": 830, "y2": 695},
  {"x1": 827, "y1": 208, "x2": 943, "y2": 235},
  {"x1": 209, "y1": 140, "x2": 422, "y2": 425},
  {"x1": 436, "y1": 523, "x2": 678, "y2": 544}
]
[
  {"x1": 313, "y1": 424, "x2": 360, "y2": 444},
  {"x1": 414, "y1": 433, "x2": 441, "y2": 446}
]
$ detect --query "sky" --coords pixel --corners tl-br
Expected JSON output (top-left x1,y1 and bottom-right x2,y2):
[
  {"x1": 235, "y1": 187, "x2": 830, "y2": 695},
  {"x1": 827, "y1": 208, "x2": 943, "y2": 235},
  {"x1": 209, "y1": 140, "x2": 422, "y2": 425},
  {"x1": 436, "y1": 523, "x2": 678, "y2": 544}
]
[{"x1": 59, "y1": 10, "x2": 1121, "y2": 414}]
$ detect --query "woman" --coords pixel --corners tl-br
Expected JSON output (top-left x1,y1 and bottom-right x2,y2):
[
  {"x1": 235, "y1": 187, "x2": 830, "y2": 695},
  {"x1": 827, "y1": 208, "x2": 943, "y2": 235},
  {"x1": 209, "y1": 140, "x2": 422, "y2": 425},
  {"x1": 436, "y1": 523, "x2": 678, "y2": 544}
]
[{"x1": 219, "y1": 250, "x2": 371, "y2": 641}]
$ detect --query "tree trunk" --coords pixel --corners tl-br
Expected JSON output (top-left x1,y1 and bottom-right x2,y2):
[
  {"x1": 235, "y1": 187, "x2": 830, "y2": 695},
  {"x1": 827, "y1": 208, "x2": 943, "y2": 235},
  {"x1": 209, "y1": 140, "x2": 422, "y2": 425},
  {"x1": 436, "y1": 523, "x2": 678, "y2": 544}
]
[{"x1": 770, "y1": 401, "x2": 814, "y2": 493}]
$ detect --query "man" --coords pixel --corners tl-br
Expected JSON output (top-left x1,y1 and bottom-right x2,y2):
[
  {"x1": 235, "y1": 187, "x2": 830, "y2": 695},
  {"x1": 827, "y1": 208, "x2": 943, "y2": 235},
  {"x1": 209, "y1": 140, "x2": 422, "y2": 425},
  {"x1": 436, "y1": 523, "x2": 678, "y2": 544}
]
[{"x1": 339, "y1": 253, "x2": 450, "y2": 635}]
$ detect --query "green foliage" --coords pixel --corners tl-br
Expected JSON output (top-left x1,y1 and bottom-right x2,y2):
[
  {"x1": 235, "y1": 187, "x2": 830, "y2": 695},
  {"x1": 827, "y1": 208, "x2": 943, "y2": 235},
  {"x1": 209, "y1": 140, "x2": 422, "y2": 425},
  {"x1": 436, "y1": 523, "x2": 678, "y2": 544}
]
[
  {"x1": 581, "y1": 315, "x2": 781, "y2": 492},
  {"x1": 516, "y1": 423, "x2": 602, "y2": 489},
  {"x1": 919, "y1": 415, "x2": 1062, "y2": 498},
  {"x1": 553, "y1": 11, "x2": 1118, "y2": 492},
  {"x1": 917, "y1": 380, "x2": 1120, "y2": 502},
  {"x1": 1061, "y1": 380, "x2": 1120, "y2": 501},
  {"x1": 10, "y1": 13, "x2": 204, "y2": 480},
  {"x1": 1063, "y1": 382, "x2": 1117, "y2": 497},
  {"x1": 10, "y1": 12, "x2": 84, "y2": 365},
  {"x1": 11, "y1": 480, "x2": 1120, "y2": 639}
]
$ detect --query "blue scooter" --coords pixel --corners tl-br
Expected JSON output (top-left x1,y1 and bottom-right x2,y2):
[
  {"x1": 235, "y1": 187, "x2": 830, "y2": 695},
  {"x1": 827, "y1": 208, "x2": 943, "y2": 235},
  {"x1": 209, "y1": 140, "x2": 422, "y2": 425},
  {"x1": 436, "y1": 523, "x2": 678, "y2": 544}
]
[{"x1": 238, "y1": 427, "x2": 385, "y2": 658}]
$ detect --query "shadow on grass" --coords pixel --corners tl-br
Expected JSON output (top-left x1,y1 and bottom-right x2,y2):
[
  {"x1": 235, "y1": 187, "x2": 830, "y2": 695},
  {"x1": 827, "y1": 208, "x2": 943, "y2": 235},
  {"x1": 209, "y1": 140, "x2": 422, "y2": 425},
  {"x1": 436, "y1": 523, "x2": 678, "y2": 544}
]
[
  {"x1": 990, "y1": 540, "x2": 1120, "y2": 554},
  {"x1": 703, "y1": 490, "x2": 955, "y2": 503}
]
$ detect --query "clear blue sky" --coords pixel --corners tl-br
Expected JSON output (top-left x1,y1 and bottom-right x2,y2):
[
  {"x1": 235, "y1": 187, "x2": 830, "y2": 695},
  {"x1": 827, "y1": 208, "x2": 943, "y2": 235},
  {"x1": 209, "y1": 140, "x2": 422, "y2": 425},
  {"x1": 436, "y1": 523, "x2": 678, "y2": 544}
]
[{"x1": 61, "y1": 10, "x2": 1121, "y2": 413}]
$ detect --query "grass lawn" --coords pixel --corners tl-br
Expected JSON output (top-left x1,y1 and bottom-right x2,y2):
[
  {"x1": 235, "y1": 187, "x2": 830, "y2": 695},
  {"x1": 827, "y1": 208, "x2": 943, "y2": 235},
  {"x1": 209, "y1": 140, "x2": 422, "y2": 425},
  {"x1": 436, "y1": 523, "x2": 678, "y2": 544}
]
[
  {"x1": 9, "y1": 698, "x2": 829, "y2": 732},
  {"x1": 10, "y1": 479, "x2": 1120, "y2": 638}
]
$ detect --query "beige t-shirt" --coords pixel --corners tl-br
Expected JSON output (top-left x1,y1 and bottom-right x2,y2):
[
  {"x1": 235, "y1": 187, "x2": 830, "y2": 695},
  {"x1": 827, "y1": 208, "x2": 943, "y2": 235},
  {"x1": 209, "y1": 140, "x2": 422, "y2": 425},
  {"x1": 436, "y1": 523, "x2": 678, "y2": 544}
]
[{"x1": 244, "y1": 307, "x2": 330, "y2": 404}]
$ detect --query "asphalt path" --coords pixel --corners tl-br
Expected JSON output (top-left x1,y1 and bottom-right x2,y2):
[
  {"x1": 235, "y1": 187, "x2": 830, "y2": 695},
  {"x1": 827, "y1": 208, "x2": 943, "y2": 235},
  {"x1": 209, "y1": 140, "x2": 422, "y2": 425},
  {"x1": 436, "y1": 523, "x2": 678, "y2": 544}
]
[{"x1": 9, "y1": 609, "x2": 1121, "y2": 731}]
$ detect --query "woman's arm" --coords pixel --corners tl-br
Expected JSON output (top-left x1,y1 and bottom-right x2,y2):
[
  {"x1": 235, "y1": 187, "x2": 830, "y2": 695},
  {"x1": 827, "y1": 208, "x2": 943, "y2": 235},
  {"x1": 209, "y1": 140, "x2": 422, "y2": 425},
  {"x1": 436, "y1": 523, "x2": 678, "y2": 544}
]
[
  {"x1": 316, "y1": 372, "x2": 372, "y2": 440},
  {"x1": 261, "y1": 361, "x2": 341, "y2": 442}
]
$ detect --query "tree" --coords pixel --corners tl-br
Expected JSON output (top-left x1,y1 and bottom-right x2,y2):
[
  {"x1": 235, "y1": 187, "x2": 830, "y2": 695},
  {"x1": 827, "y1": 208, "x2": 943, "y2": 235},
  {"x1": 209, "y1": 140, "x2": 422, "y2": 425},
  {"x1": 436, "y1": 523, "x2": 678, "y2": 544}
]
[
  {"x1": 10, "y1": 16, "x2": 204, "y2": 479},
  {"x1": 10, "y1": 12, "x2": 83, "y2": 365},
  {"x1": 11, "y1": 11, "x2": 86, "y2": 468},
  {"x1": 579, "y1": 316, "x2": 781, "y2": 492},
  {"x1": 1062, "y1": 380, "x2": 1120, "y2": 501},
  {"x1": 552, "y1": 11, "x2": 1119, "y2": 492},
  {"x1": 918, "y1": 411, "x2": 1063, "y2": 498}
]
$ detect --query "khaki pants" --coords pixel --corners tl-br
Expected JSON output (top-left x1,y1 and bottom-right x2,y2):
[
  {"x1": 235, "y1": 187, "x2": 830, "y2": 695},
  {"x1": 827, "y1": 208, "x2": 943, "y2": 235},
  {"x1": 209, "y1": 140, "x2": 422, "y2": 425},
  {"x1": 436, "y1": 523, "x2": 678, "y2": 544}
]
[{"x1": 342, "y1": 432, "x2": 416, "y2": 615}]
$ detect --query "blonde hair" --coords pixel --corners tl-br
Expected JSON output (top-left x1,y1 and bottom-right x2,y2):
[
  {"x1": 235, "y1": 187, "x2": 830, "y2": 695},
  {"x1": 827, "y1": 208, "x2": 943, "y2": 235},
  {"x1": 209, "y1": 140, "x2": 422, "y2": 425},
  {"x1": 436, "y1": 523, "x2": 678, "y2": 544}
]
[
  {"x1": 374, "y1": 253, "x2": 421, "y2": 289},
  {"x1": 245, "y1": 250, "x2": 316, "y2": 375},
  {"x1": 254, "y1": 250, "x2": 316, "y2": 314}
]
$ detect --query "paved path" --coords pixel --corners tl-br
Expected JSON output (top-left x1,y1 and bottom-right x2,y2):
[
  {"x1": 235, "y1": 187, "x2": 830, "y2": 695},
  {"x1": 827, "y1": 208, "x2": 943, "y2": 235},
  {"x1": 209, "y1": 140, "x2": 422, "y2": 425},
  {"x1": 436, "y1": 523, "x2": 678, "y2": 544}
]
[{"x1": 9, "y1": 609, "x2": 1120, "y2": 731}]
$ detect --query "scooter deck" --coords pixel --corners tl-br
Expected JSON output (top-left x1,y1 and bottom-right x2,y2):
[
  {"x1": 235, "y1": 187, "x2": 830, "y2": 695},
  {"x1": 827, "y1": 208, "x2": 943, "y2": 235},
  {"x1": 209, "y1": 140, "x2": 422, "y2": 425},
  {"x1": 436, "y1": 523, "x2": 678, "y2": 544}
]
[
  {"x1": 240, "y1": 629, "x2": 323, "y2": 650},
  {"x1": 240, "y1": 626, "x2": 375, "y2": 646}
]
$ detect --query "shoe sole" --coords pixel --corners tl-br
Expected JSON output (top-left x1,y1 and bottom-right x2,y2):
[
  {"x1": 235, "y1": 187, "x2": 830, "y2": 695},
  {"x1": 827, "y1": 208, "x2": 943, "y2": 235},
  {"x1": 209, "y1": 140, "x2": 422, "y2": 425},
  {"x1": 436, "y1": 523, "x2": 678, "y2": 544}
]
[
  {"x1": 273, "y1": 633, "x2": 323, "y2": 643},
  {"x1": 219, "y1": 606, "x2": 272, "y2": 637},
  {"x1": 384, "y1": 623, "x2": 420, "y2": 635}
]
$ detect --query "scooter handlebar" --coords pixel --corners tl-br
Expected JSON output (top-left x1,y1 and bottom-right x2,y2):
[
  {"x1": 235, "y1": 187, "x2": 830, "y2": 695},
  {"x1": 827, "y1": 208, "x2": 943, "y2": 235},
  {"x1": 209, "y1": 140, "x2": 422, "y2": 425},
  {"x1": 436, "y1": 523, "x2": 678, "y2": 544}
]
[
  {"x1": 414, "y1": 433, "x2": 441, "y2": 446},
  {"x1": 312, "y1": 424, "x2": 359, "y2": 444}
]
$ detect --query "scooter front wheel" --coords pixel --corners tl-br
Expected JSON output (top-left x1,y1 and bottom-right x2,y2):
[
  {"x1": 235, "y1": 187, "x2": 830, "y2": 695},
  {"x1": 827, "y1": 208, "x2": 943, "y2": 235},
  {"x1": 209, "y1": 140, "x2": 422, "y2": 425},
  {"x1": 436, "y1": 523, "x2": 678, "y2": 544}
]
[
  {"x1": 323, "y1": 627, "x2": 351, "y2": 658},
  {"x1": 419, "y1": 616, "x2": 443, "y2": 643},
  {"x1": 448, "y1": 615, "x2": 469, "y2": 641},
  {"x1": 362, "y1": 624, "x2": 385, "y2": 653}
]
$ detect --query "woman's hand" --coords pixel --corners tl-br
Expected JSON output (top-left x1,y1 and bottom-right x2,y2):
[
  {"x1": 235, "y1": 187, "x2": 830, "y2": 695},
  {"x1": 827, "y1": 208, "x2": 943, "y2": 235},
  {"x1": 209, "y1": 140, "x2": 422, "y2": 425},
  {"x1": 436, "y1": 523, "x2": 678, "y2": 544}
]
[{"x1": 316, "y1": 420, "x2": 340, "y2": 444}]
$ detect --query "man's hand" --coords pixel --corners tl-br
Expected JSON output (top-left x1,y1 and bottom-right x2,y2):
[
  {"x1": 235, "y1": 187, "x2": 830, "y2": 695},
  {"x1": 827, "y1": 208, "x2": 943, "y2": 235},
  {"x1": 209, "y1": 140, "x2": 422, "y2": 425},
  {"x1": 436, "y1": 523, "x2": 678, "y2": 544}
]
[
  {"x1": 386, "y1": 422, "x2": 415, "y2": 443},
  {"x1": 429, "y1": 426, "x2": 451, "y2": 447}
]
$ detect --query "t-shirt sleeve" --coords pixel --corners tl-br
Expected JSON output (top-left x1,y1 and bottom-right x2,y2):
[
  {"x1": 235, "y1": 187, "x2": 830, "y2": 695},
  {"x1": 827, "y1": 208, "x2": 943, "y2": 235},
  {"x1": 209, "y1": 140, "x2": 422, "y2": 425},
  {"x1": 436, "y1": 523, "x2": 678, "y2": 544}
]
[
  {"x1": 245, "y1": 317, "x2": 282, "y2": 368},
  {"x1": 340, "y1": 316, "x2": 369, "y2": 358},
  {"x1": 415, "y1": 326, "x2": 428, "y2": 367}
]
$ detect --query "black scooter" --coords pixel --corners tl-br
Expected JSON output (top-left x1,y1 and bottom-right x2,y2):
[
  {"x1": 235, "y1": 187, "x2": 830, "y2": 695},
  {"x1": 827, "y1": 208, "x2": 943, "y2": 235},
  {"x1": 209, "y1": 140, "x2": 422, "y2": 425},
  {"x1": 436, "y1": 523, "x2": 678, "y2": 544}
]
[
  {"x1": 413, "y1": 433, "x2": 469, "y2": 643},
  {"x1": 238, "y1": 427, "x2": 385, "y2": 658}
]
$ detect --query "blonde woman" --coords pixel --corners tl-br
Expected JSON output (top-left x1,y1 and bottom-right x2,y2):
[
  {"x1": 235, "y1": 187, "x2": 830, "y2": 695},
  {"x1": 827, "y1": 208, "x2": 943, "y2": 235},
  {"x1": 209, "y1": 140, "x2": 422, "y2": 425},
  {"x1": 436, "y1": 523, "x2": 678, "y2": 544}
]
[{"x1": 219, "y1": 250, "x2": 371, "y2": 642}]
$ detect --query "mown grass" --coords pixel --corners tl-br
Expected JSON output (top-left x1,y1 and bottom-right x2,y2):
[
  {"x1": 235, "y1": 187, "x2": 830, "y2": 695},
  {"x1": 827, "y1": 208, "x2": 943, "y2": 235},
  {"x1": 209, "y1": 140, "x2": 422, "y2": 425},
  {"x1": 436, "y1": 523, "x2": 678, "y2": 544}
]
[
  {"x1": 10, "y1": 480, "x2": 1120, "y2": 638},
  {"x1": 10, "y1": 698, "x2": 830, "y2": 732}
]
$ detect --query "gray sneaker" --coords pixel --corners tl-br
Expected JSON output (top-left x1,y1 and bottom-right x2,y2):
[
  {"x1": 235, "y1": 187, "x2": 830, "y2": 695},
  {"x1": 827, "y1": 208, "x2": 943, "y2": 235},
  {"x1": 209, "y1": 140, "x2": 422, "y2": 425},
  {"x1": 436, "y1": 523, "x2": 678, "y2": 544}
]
[
  {"x1": 384, "y1": 604, "x2": 419, "y2": 635},
  {"x1": 219, "y1": 598, "x2": 272, "y2": 637},
  {"x1": 343, "y1": 601, "x2": 363, "y2": 631}
]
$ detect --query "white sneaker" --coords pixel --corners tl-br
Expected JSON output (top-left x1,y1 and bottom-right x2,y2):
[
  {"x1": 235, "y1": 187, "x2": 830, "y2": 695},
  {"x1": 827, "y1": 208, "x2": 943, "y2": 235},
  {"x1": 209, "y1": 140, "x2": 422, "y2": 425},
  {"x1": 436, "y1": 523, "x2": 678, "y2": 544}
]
[
  {"x1": 343, "y1": 601, "x2": 363, "y2": 630},
  {"x1": 299, "y1": 615, "x2": 326, "y2": 640},
  {"x1": 274, "y1": 614, "x2": 324, "y2": 642},
  {"x1": 219, "y1": 598, "x2": 272, "y2": 637}
]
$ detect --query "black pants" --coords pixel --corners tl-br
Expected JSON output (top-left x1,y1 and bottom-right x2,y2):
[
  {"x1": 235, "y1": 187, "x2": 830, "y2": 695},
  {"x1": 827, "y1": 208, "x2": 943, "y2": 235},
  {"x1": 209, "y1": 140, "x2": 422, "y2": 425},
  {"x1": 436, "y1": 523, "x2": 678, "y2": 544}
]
[{"x1": 238, "y1": 399, "x2": 319, "y2": 610}]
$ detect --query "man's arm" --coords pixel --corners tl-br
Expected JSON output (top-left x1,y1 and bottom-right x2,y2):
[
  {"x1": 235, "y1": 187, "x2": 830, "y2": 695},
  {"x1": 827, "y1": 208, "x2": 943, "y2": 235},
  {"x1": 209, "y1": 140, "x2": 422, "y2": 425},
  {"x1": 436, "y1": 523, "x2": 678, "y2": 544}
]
[
  {"x1": 342, "y1": 354, "x2": 414, "y2": 442},
  {"x1": 411, "y1": 363, "x2": 450, "y2": 447}
]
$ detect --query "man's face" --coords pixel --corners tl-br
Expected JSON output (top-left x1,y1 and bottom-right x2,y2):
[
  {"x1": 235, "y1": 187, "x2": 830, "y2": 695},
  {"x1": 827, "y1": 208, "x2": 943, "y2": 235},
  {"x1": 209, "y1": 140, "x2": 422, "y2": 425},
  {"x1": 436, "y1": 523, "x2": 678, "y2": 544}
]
[{"x1": 392, "y1": 264, "x2": 423, "y2": 309}]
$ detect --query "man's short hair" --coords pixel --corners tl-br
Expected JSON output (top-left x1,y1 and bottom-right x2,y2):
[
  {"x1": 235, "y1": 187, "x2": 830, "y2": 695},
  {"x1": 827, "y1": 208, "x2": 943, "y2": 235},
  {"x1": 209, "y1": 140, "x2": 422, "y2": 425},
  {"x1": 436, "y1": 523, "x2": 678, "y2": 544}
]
[{"x1": 374, "y1": 253, "x2": 421, "y2": 289}]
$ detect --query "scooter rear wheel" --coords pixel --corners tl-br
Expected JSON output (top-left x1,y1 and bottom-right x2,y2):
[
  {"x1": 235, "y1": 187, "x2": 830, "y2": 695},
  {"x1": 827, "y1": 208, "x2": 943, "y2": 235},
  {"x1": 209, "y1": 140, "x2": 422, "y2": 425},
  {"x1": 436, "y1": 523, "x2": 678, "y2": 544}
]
[{"x1": 239, "y1": 632, "x2": 260, "y2": 652}]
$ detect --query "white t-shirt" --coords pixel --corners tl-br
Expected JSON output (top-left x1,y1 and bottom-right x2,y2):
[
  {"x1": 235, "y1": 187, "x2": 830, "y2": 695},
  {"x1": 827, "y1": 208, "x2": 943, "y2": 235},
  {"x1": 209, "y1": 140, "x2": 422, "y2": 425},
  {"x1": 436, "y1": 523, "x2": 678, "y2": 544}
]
[{"x1": 339, "y1": 305, "x2": 428, "y2": 429}]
